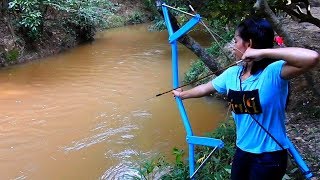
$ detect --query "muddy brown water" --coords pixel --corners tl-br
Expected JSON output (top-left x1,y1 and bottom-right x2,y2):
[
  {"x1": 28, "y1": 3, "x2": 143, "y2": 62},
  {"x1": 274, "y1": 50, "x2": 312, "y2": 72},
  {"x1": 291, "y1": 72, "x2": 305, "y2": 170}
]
[{"x1": 0, "y1": 24, "x2": 227, "y2": 179}]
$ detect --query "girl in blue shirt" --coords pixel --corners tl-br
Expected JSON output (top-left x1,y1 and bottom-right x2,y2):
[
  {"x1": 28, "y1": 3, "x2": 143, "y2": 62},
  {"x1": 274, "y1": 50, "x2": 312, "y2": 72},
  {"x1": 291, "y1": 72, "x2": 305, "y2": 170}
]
[{"x1": 173, "y1": 18, "x2": 319, "y2": 180}]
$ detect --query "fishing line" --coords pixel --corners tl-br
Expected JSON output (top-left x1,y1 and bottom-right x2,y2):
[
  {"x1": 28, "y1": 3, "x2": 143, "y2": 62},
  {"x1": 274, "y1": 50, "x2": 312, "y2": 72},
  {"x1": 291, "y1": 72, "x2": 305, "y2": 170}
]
[{"x1": 162, "y1": 3, "x2": 245, "y2": 56}]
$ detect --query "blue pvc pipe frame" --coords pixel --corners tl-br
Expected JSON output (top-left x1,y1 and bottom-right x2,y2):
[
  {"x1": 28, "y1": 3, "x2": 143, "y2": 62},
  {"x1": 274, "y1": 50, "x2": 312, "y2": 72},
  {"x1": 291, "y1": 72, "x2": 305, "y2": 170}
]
[{"x1": 161, "y1": 3, "x2": 313, "y2": 179}]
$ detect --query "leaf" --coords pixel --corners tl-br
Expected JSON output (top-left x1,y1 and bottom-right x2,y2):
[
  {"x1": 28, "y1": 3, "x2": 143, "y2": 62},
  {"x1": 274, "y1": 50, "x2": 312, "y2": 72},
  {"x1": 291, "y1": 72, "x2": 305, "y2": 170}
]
[
  {"x1": 290, "y1": 168, "x2": 298, "y2": 174},
  {"x1": 8, "y1": 2, "x2": 16, "y2": 9},
  {"x1": 282, "y1": 174, "x2": 291, "y2": 180},
  {"x1": 224, "y1": 168, "x2": 231, "y2": 174}
]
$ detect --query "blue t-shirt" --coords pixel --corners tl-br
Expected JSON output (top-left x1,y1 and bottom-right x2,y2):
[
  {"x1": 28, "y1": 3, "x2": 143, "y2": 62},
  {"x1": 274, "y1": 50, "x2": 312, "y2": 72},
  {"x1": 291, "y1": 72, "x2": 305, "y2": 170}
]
[{"x1": 212, "y1": 60, "x2": 289, "y2": 153}]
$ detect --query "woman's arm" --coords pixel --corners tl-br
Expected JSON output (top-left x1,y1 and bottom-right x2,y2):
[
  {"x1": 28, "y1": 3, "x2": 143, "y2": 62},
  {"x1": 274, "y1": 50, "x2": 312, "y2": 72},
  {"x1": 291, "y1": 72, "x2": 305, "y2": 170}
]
[
  {"x1": 172, "y1": 81, "x2": 216, "y2": 100},
  {"x1": 242, "y1": 47, "x2": 320, "y2": 79}
]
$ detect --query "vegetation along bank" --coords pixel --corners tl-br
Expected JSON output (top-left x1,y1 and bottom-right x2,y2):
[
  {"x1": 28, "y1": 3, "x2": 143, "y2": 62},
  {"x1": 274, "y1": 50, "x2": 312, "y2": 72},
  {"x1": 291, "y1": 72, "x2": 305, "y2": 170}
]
[{"x1": 0, "y1": 0, "x2": 153, "y2": 66}]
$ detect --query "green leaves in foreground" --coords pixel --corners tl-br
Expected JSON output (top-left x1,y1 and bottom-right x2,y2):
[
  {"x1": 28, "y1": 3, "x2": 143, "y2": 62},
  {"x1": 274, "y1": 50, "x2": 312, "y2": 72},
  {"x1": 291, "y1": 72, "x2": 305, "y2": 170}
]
[{"x1": 135, "y1": 119, "x2": 236, "y2": 180}]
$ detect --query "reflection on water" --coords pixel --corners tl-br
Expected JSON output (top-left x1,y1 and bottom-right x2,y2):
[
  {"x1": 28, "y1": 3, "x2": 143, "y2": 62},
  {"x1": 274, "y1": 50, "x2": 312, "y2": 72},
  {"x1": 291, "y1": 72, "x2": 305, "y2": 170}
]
[{"x1": 0, "y1": 24, "x2": 226, "y2": 179}]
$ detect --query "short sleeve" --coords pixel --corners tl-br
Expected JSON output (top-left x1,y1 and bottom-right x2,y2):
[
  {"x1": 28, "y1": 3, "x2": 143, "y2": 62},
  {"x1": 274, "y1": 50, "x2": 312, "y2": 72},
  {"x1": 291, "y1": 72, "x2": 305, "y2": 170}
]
[
  {"x1": 265, "y1": 60, "x2": 288, "y2": 84},
  {"x1": 212, "y1": 67, "x2": 235, "y2": 94},
  {"x1": 266, "y1": 60, "x2": 285, "y2": 76}
]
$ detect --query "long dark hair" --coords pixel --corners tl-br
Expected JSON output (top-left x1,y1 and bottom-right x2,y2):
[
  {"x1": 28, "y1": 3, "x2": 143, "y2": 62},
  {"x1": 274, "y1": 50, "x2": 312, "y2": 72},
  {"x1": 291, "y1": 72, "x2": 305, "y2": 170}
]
[{"x1": 237, "y1": 18, "x2": 278, "y2": 74}]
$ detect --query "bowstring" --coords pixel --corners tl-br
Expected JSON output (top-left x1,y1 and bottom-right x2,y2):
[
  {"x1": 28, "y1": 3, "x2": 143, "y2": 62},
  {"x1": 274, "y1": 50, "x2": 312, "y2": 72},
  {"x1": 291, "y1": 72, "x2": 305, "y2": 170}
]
[
  {"x1": 163, "y1": 3, "x2": 245, "y2": 62},
  {"x1": 147, "y1": 4, "x2": 246, "y2": 100}
]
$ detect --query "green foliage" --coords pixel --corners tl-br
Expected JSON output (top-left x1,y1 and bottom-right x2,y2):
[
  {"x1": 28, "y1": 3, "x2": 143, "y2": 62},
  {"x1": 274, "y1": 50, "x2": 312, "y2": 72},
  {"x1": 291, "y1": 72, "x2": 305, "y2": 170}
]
[
  {"x1": 161, "y1": 119, "x2": 236, "y2": 180},
  {"x1": 61, "y1": 0, "x2": 112, "y2": 27},
  {"x1": 133, "y1": 154, "x2": 169, "y2": 180},
  {"x1": 148, "y1": 16, "x2": 166, "y2": 31},
  {"x1": 49, "y1": 0, "x2": 113, "y2": 41},
  {"x1": 8, "y1": 0, "x2": 113, "y2": 40},
  {"x1": 142, "y1": 0, "x2": 155, "y2": 10},
  {"x1": 191, "y1": 119, "x2": 236, "y2": 179},
  {"x1": 200, "y1": 0, "x2": 254, "y2": 26},
  {"x1": 184, "y1": 60, "x2": 211, "y2": 86},
  {"x1": 172, "y1": 147, "x2": 185, "y2": 167},
  {"x1": 206, "y1": 27, "x2": 235, "y2": 66},
  {"x1": 207, "y1": 20, "x2": 236, "y2": 41},
  {"x1": 161, "y1": 147, "x2": 189, "y2": 180},
  {"x1": 4, "y1": 49, "x2": 19, "y2": 63},
  {"x1": 106, "y1": 15, "x2": 126, "y2": 28},
  {"x1": 142, "y1": 0, "x2": 158, "y2": 19},
  {"x1": 9, "y1": 0, "x2": 44, "y2": 38},
  {"x1": 127, "y1": 11, "x2": 145, "y2": 25}
]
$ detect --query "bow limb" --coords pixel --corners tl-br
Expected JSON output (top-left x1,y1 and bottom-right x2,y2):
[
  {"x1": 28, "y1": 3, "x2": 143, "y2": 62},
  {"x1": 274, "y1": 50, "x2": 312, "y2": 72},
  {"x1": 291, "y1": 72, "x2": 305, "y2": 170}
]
[{"x1": 161, "y1": 4, "x2": 224, "y2": 179}]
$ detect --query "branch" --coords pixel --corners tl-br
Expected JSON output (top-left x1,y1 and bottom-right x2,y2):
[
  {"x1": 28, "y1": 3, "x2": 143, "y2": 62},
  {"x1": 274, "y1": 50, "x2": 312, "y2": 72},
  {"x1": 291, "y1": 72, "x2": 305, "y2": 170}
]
[{"x1": 279, "y1": 6, "x2": 320, "y2": 28}]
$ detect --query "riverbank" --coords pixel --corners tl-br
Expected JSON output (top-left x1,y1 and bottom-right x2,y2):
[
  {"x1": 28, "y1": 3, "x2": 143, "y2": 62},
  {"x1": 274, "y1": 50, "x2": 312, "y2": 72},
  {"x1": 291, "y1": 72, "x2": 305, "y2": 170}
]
[{"x1": 0, "y1": 0, "x2": 151, "y2": 67}]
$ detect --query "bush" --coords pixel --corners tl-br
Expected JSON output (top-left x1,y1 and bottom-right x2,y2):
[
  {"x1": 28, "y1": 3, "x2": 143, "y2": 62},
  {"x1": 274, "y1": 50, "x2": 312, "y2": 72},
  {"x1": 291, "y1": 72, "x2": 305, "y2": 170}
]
[
  {"x1": 135, "y1": 119, "x2": 236, "y2": 179},
  {"x1": 148, "y1": 17, "x2": 166, "y2": 31},
  {"x1": 4, "y1": 49, "x2": 19, "y2": 63},
  {"x1": 159, "y1": 119, "x2": 236, "y2": 179},
  {"x1": 184, "y1": 60, "x2": 211, "y2": 86},
  {"x1": 126, "y1": 11, "x2": 146, "y2": 25},
  {"x1": 8, "y1": 0, "x2": 113, "y2": 41},
  {"x1": 132, "y1": 154, "x2": 170, "y2": 180},
  {"x1": 9, "y1": 0, "x2": 44, "y2": 39},
  {"x1": 107, "y1": 15, "x2": 126, "y2": 28}
]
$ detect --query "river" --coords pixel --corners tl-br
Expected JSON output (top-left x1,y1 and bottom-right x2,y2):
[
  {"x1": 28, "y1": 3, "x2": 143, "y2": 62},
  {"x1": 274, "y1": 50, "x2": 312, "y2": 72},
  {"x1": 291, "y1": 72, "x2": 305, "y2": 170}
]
[{"x1": 0, "y1": 24, "x2": 227, "y2": 179}]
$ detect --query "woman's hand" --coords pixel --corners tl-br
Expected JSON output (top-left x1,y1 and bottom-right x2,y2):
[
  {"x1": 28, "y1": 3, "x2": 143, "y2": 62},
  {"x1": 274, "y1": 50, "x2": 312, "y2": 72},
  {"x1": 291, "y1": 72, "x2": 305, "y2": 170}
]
[
  {"x1": 172, "y1": 88, "x2": 183, "y2": 99},
  {"x1": 241, "y1": 47, "x2": 265, "y2": 62},
  {"x1": 171, "y1": 82, "x2": 216, "y2": 100},
  {"x1": 242, "y1": 47, "x2": 319, "y2": 79}
]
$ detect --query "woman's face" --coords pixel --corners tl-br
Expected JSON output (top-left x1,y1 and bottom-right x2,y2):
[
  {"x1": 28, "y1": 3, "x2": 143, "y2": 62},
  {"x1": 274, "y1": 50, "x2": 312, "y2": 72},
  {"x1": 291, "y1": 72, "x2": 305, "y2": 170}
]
[{"x1": 233, "y1": 31, "x2": 250, "y2": 60}]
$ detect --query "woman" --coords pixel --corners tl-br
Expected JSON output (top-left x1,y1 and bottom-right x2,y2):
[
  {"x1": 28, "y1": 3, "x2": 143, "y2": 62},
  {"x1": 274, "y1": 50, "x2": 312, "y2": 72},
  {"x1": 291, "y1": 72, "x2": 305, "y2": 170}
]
[{"x1": 172, "y1": 18, "x2": 319, "y2": 180}]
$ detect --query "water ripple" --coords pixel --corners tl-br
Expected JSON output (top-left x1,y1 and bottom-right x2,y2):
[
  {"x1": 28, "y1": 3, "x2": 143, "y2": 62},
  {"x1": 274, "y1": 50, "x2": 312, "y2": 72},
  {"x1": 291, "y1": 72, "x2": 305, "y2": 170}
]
[
  {"x1": 100, "y1": 163, "x2": 139, "y2": 180},
  {"x1": 63, "y1": 124, "x2": 138, "y2": 152},
  {"x1": 131, "y1": 110, "x2": 152, "y2": 118}
]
